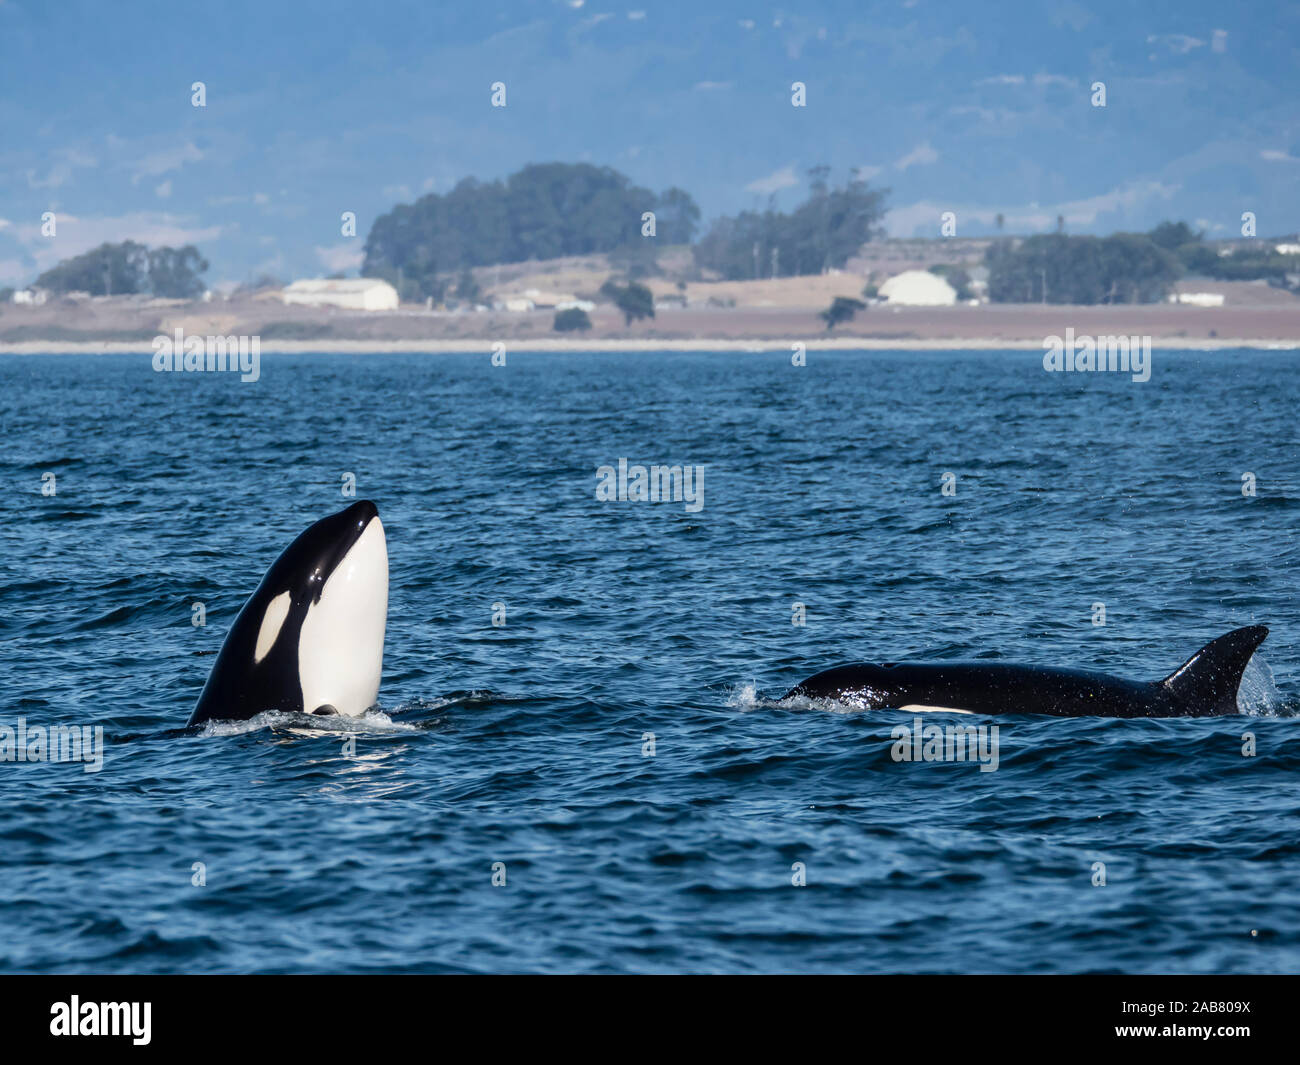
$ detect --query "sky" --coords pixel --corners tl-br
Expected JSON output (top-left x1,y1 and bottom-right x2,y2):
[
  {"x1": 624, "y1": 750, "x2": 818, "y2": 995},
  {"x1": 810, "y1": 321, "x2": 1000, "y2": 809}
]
[{"x1": 0, "y1": 0, "x2": 1297, "y2": 287}]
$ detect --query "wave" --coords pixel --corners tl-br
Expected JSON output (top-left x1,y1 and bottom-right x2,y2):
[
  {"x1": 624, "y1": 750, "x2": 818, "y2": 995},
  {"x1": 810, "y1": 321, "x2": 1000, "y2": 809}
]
[{"x1": 197, "y1": 707, "x2": 420, "y2": 738}]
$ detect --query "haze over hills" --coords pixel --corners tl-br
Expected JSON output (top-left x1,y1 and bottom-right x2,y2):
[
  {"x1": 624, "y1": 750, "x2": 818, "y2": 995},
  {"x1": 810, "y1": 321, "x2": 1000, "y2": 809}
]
[{"x1": 1, "y1": 0, "x2": 1297, "y2": 286}]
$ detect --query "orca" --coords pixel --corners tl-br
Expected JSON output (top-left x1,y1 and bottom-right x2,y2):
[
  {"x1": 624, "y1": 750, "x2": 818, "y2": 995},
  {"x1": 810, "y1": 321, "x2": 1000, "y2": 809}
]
[
  {"x1": 187, "y1": 500, "x2": 388, "y2": 727},
  {"x1": 782, "y1": 625, "x2": 1269, "y2": 718}
]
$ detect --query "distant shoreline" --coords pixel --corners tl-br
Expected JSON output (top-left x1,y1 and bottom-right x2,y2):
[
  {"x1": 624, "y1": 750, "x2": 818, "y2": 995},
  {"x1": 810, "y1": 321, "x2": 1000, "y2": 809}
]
[
  {"x1": 4, "y1": 286, "x2": 1299, "y2": 354},
  {"x1": 2, "y1": 336, "x2": 1298, "y2": 355}
]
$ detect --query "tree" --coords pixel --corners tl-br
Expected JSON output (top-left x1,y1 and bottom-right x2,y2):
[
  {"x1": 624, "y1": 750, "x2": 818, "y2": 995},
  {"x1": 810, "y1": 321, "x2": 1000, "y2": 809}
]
[
  {"x1": 929, "y1": 264, "x2": 973, "y2": 300},
  {"x1": 147, "y1": 245, "x2": 209, "y2": 298},
  {"x1": 36, "y1": 241, "x2": 150, "y2": 296},
  {"x1": 32, "y1": 241, "x2": 209, "y2": 299},
  {"x1": 693, "y1": 169, "x2": 888, "y2": 281},
  {"x1": 362, "y1": 163, "x2": 701, "y2": 300},
  {"x1": 1148, "y1": 220, "x2": 1202, "y2": 250},
  {"x1": 1146, "y1": 220, "x2": 1291, "y2": 282},
  {"x1": 454, "y1": 268, "x2": 481, "y2": 304},
  {"x1": 655, "y1": 186, "x2": 702, "y2": 244},
  {"x1": 821, "y1": 295, "x2": 865, "y2": 330},
  {"x1": 553, "y1": 307, "x2": 592, "y2": 331},
  {"x1": 985, "y1": 233, "x2": 1180, "y2": 304},
  {"x1": 601, "y1": 279, "x2": 655, "y2": 325}
]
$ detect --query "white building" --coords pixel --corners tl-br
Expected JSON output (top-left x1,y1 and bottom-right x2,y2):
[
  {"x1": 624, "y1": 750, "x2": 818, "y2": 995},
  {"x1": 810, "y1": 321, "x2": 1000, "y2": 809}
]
[
  {"x1": 1275, "y1": 243, "x2": 1300, "y2": 256},
  {"x1": 522, "y1": 288, "x2": 571, "y2": 307},
  {"x1": 879, "y1": 270, "x2": 957, "y2": 306},
  {"x1": 1169, "y1": 291, "x2": 1226, "y2": 307},
  {"x1": 11, "y1": 288, "x2": 47, "y2": 306},
  {"x1": 282, "y1": 278, "x2": 399, "y2": 311},
  {"x1": 498, "y1": 288, "x2": 589, "y2": 311}
]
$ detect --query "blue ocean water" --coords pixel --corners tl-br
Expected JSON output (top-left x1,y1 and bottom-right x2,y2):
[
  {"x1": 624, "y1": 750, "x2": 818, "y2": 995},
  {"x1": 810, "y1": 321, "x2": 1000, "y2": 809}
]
[{"x1": 2, "y1": 348, "x2": 1298, "y2": 974}]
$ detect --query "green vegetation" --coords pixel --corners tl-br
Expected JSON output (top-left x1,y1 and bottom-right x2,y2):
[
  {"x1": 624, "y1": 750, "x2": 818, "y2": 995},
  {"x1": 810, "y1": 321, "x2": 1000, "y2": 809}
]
[
  {"x1": 1149, "y1": 220, "x2": 1296, "y2": 282},
  {"x1": 985, "y1": 233, "x2": 1179, "y2": 304},
  {"x1": 553, "y1": 307, "x2": 592, "y2": 332},
  {"x1": 693, "y1": 167, "x2": 888, "y2": 280},
  {"x1": 363, "y1": 163, "x2": 700, "y2": 301},
  {"x1": 454, "y1": 268, "x2": 481, "y2": 305},
  {"x1": 986, "y1": 221, "x2": 1299, "y2": 304},
  {"x1": 35, "y1": 241, "x2": 209, "y2": 299},
  {"x1": 928, "y1": 264, "x2": 974, "y2": 300},
  {"x1": 821, "y1": 295, "x2": 865, "y2": 330},
  {"x1": 1148, "y1": 221, "x2": 1200, "y2": 251},
  {"x1": 1181, "y1": 244, "x2": 1295, "y2": 283},
  {"x1": 600, "y1": 280, "x2": 655, "y2": 326},
  {"x1": 256, "y1": 321, "x2": 341, "y2": 340}
]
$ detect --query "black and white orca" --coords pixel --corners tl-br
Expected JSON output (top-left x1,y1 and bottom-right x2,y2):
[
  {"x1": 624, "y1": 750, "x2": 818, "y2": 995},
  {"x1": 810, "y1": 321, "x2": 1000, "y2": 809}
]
[
  {"x1": 782, "y1": 625, "x2": 1269, "y2": 718},
  {"x1": 187, "y1": 500, "x2": 388, "y2": 727}
]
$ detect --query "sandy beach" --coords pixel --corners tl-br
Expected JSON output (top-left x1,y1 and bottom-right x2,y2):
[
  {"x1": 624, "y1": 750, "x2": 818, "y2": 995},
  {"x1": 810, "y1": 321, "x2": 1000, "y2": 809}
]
[{"x1": 3, "y1": 295, "x2": 1299, "y2": 354}]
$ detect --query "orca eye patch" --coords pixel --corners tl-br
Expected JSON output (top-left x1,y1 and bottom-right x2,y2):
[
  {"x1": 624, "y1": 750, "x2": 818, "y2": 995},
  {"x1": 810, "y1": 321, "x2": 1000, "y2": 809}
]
[{"x1": 253, "y1": 591, "x2": 292, "y2": 664}]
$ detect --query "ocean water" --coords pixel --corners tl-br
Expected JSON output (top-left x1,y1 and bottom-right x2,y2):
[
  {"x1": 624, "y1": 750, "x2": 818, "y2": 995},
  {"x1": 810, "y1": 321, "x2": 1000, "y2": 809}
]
[{"x1": 2, "y1": 348, "x2": 1299, "y2": 974}]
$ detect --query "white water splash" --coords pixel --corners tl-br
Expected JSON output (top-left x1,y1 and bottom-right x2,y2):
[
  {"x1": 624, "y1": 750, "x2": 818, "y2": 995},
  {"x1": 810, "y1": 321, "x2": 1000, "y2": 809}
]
[
  {"x1": 1237, "y1": 653, "x2": 1283, "y2": 717},
  {"x1": 199, "y1": 707, "x2": 419, "y2": 737},
  {"x1": 727, "y1": 683, "x2": 762, "y2": 709},
  {"x1": 726, "y1": 682, "x2": 878, "y2": 714}
]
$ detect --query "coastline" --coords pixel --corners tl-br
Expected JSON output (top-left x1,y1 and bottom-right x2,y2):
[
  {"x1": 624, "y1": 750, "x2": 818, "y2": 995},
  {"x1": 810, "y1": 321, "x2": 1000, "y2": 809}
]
[{"x1": 4, "y1": 289, "x2": 1299, "y2": 354}]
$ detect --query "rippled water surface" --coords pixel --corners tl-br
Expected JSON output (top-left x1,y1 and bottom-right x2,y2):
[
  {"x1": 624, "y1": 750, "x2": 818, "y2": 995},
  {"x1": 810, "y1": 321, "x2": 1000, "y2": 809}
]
[{"x1": 2, "y1": 349, "x2": 1299, "y2": 973}]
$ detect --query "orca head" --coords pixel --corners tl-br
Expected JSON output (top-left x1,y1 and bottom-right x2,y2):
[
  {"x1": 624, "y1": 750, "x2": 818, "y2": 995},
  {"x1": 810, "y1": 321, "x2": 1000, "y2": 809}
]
[
  {"x1": 279, "y1": 499, "x2": 388, "y2": 717},
  {"x1": 188, "y1": 500, "x2": 388, "y2": 725},
  {"x1": 785, "y1": 662, "x2": 902, "y2": 706}
]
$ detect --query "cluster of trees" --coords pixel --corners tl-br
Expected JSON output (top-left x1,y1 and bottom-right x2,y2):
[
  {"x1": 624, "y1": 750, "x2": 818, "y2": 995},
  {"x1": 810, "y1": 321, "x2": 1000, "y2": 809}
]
[
  {"x1": 821, "y1": 295, "x2": 865, "y2": 330},
  {"x1": 362, "y1": 163, "x2": 701, "y2": 301},
  {"x1": 987, "y1": 221, "x2": 1300, "y2": 305},
  {"x1": 598, "y1": 280, "x2": 655, "y2": 325},
  {"x1": 928, "y1": 263, "x2": 974, "y2": 300},
  {"x1": 693, "y1": 167, "x2": 888, "y2": 281},
  {"x1": 985, "y1": 232, "x2": 1181, "y2": 304},
  {"x1": 1151, "y1": 221, "x2": 1296, "y2": 283},
  {"x1": 553, "y1": 307, "x2": 592, "y2": 332},
  {"x1": 35, "y1": 241, "x2": 209, "y2": 299}
]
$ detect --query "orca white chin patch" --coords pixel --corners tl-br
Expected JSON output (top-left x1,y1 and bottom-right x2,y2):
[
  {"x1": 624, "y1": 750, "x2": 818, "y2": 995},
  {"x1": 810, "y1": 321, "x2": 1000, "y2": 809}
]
[{"x1": 298, "y1": 517, "x2": 388, "y2": 716}]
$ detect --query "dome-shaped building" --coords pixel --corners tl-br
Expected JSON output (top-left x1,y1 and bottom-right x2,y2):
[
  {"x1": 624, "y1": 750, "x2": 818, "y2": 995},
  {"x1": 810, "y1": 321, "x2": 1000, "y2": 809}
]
[{"x1": 878, "y1": 270, "x2": 958, "y2": 306}]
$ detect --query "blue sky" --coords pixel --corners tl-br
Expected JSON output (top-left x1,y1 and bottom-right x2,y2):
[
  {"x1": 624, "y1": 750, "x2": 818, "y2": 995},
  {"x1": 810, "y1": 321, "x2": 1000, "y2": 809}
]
[{"x1": 1, "y1": 0, "x2": 1297, "y2": 287}]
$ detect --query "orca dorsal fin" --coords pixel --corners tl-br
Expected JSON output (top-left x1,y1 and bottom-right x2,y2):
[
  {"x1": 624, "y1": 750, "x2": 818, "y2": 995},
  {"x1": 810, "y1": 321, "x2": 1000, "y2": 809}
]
[{"x1": 1161, "y1": 625, "x2": 1269, "y2": 715}]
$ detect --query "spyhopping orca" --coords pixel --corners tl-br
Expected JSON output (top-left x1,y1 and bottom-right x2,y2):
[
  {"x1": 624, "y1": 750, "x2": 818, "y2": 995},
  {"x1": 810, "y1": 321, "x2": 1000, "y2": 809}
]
[
  {"x1": 782, "y1": 625, "x2": 1269, "y2": 718},
  {"x1": 187, "y1": 500, "x2": 388, "y2": 726}
]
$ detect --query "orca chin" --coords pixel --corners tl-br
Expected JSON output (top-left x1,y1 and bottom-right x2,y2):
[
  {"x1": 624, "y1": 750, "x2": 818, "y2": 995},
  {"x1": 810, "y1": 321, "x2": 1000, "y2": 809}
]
[
  {"x1": 782, "y1": 625, "x2": 1269, "y2": 719},
  {"x1": 187, "y1": 501, "x2": 388, "y2": 727}
]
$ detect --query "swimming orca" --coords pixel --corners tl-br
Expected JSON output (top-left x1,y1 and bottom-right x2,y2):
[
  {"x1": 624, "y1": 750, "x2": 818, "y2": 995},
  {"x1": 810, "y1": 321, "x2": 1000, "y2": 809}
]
[
  {"x1": 782, "y1": 625, "x2": 1269, "y2": 718},
  {"x1": 187, "y1": 500, "x2": 388, "y2": 727}
]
